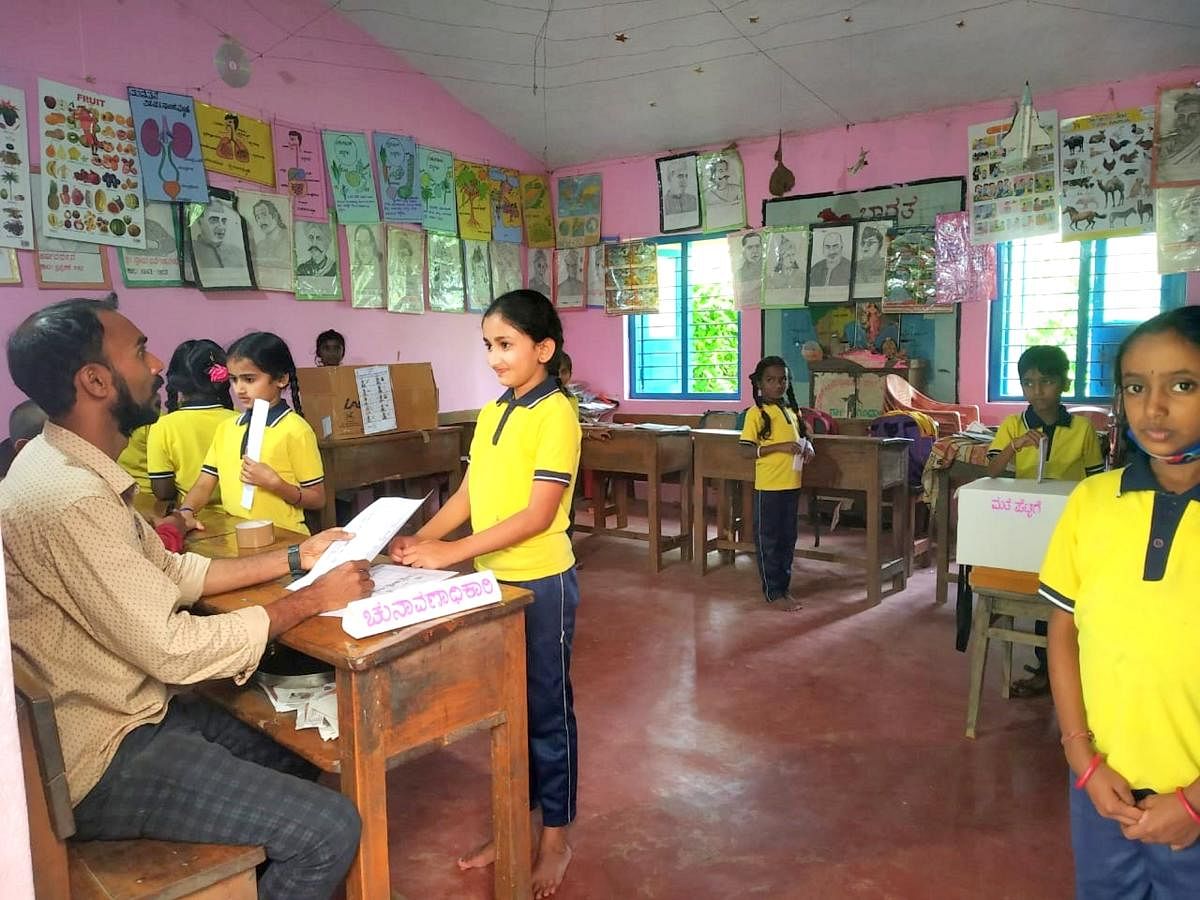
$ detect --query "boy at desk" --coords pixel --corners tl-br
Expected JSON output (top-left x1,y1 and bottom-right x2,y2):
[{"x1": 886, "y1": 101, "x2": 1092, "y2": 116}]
[{"x1": 986, "y1": 345, "x2": 1104, "y2": 696}]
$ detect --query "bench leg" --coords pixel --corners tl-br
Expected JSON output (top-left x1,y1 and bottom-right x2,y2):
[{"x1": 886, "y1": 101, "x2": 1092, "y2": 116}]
[
  {"x1": 999, "y1": 616, "x2": 1014, "y2": 700},
  {"x1": 965, "y1": 594, "x2": 994, "y2": 739}
]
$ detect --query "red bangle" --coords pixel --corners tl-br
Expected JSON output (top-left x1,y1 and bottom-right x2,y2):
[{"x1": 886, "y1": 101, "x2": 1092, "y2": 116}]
[
  {"x1": 1176, "y1": 788, "x2": 1200, "y2": 826},
  {"x1": 1074, "y1": 753, "x2": 1103, "y2": 789}
]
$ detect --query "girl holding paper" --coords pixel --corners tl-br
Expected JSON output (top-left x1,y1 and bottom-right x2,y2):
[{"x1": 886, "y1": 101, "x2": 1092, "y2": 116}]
[
  {"x1": 179, "y1": 332, "x2": 324, "y2": 535},
  {"x1": 388, "y1": 290, "x2": 581, "y2": 900}
]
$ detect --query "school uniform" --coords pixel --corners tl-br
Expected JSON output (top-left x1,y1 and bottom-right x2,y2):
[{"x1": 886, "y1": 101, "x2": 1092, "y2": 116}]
[
  {"x1": 116, "y1": 424, "x2": 153, "y2": 494},
  {"x1": 1040, "y1": 455, "x2": 1200, "y2": 898},
  {"x1": 147, "y1": 403, "x2": 238, "y2": 505},
  {"x1": 988, "y1": 405, "x2": 1104, "y2": 480},
  {"x1": 200, "y1": 402, "x2": 323, "y2": 535},
  {"x1": 739, "y1": 403, "x2": 803, "y2": 601},
  {"x1": 469, "y1": 376, "x2": 581, "y2": 827},
  {"x1": 566, "y1": 393, "x2": 581, "y2": 537}
]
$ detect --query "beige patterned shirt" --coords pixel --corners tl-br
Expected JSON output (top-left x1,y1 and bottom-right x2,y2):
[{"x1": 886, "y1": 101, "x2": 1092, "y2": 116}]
[{"x1": 1, "y1": 423, "x2": 269, "y2": 804}]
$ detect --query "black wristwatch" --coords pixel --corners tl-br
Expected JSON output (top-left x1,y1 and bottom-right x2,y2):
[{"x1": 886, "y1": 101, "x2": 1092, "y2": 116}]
[{"x1": 288, "y1": 544, "x2": 304, "y2": 579}]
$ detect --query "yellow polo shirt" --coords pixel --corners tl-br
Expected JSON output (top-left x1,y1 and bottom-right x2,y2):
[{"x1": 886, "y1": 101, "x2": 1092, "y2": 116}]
[
  {"x1": 147, "y1": 404, "x2": 238, "y2": 504},
  {"x1": 116, "y1": 424, "x2": 152, "y2": 494},
  {"x1": 200, "y1": 402, "x2": 323, "y2": 535},
  {"x1": 989, "y1": 406, "x2": 1103, "y2": 481},
  {"x1": 739, "y1": 403, "x2": 803, "y2": 491},
  {"x1": 469, "y1": 377, "x2": 580, "y2": 581},
  {"x1": 1039, "y1": 455, "x2": 1200, "y2": 792}
]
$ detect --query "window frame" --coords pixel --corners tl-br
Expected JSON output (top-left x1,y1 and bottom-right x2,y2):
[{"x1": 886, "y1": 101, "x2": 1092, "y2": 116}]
[{"x1": 626, "y1": 233, "x2": 742, "y2": 401}]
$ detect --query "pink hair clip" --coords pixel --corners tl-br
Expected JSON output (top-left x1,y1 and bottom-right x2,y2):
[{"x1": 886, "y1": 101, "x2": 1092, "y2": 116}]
[{"x1": 207, "y1": 363, "x2": 229, "y2": 383}]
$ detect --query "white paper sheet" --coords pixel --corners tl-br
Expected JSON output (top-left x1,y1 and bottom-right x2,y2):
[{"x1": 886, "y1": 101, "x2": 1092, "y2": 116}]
[
  {"x1": 320, "y1": 563, "x2": 457, "y2": 616},
  {"x1": 792, "y1": 438, "x2": 813, "y2": 471},
  {"x1": 240, "y1": 398, "x2": 270, "y2": 510},
  {"x1": 1036, "y1": 433, "x2": 1047, "y2": 483},
  {"x1": 288, "y1": 495, "x2": 428, "y2": 590}
]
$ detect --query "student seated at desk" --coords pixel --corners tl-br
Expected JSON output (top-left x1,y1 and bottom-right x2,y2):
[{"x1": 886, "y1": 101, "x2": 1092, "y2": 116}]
[
  {"x1": 314, "y1": 328, "x2": 344, "y2": 367},
  {"x1": 0, "y1": 398, "x2": 47, "y2": 476},
  {"x1": 1, "y1": 295, "x2": 373, "y2": 899},
  {"x1": 986, "y1": 345, "x2": 1103, "y2": 697}
]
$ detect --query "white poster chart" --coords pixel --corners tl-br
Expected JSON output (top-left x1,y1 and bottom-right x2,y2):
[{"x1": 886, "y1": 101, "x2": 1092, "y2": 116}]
[
  {"x1": 354, "y1": 365, "x2": 396, "y2": 435},
  {"x1": 968, "y1": 110, "x2": 1059, "y2": 244},
  {"x1": 1059, "y1": 107, "x2": 1155, "y2": 241},
  {"x1": 289, "y1": 495, "x2": 428, "y2": 591},
  {"x1": 320, "y1": 564, "x2": 457, "y2": 617},
  {"x1": 0, "y1": 84, "x2": 35, "y2": 250}
]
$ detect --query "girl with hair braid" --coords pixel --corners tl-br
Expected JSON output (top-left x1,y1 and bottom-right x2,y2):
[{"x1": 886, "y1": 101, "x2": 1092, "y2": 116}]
[{"x1": 738, "y1": 355, "x2": 814, "y2": 609}]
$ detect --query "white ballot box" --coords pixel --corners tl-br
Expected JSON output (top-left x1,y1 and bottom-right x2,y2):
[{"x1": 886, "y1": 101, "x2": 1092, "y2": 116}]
[{"x1": 955, "y1": 477, "x2": 1078, "y2": 574}]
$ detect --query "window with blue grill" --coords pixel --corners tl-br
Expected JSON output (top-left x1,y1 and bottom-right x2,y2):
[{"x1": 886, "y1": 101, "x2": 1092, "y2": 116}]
[
  {"x1": 988, "y1": 233, "x2": 1186, "y2": 402},
  {"x1": 627, "y1": 235, "x2": 740, "y2": 400}
]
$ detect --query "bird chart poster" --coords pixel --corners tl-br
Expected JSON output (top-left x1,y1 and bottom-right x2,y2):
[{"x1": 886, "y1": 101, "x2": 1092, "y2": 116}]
[
  {"x1": 38, "y1": 79, "x2": 147, "y2": 248},
  {"x1": 0, "y1": 84, "x2": 34, "y2": 250},
  {"x1": 1058, "y1": 107, "x2": 1155, "y2": 241},
  {"x1": 322, "y1": 130, "x2": 379, "y2": 225},
  {"x1": 127, "y1": 87, "x2": 207, "y2": 203},
  {"x1": 194, "y1": 101, "x2": 274, "y2": 187},
  {"x1": 273, "y1": 122, "x2": 326, "y2": 223},
  {"x1": 967, "y1": 110, "x2": 1058, "y2": 244},
  {"x1": 555, "y1": 173, "x2": 601, "y2": 248}
]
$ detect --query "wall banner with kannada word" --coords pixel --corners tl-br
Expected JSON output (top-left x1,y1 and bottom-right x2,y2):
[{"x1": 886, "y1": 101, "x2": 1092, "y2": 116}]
[
  {"x1": 520, "y1": 173, "x2": 554, "y2": 248},
  {"x1": 968, "y1": 110, "x2": 1059, "y2": 244},
  {"x1": 489, "y1": 166, "x2": 523, "y2": 243},
  {"x1": 1059, "y1": 107, "x2": 1155, "y2": 241},
  {"x1": 454, "y1": 161, "x2": 492, "y2": 242},
  {"x1": 127, "y1": 86, "x2": 207, "y2": 203},
  {"x1": 273, "y1": 122, "x2": 326, "y2": 223},
  {"x1": 341, "y1": 569, "x2": 502, "y2": 639},
  {"x1": 195, "y1": 101, "x2": 274, "y2": 187},
  {"x1": 38, "y1": 79, "x2": 146, "y2": 248},
  {"x1": 0, "y1": 84, "x2": 35, "y2": 250},
  {"x1": 419, "y1": 145, "x2": 457, "y2": 235},
  {"x1": 373, "y1": 132, "x2": 422, "y2": 223},
  {"x1": 322, "y1": 131, "x2": 379, "y2": 225},
  {"x1": 604, "y1": 241, "x2": 659, "y2": 315},
  {"x1": 555, "y1": 173, "x2": 601, "y2": 248}
]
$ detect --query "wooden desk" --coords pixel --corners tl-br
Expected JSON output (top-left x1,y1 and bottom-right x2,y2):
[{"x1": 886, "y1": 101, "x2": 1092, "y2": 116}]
[
  {"x1": 197, "y1": 568, "x2": 533, "y2": 900},
  {"x1": 316, "y1": 427, "x2": 463, "y2": 530},
  {"x1": 691, "y1": 429, "x2": 912, "y2": 605},
  {"x1": 576, "y1": 426, "x2": 693, "y2": 572},
  {"x1": 933, "y1": 459, "x2": 990, "y2": 606},
  {"x1": 131, "y1": 493, "x2": 242, "y2": 538}
]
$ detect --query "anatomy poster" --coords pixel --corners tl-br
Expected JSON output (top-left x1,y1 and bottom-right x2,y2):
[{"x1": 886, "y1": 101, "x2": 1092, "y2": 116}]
[
  {"x1": 195, "y1": 101, "x2": 274, "y2": 186},
  {"x1": 322, "y1": 130, "x2": 379, "y2": 224},
  {"x1": 0, "y1": 84, "x2": 34, "y2": 250},
  {"x1": 273, "y1": 122, "x2": 326, "y2": 223},
  {"x1": 127, "y1": 86, "x2": 207, "y2": 203},
  {"x1": 1059, "y1": 107, "x2": 1155, "y2": 241}
]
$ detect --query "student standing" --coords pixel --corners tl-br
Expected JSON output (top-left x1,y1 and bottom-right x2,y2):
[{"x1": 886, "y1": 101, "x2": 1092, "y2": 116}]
[
  {"x1": 1043, "y1": 307, "x2": 1200, "y2": 898},
  {"x1": 389, "y1": 290, "x2": 580, "y2": 899}
]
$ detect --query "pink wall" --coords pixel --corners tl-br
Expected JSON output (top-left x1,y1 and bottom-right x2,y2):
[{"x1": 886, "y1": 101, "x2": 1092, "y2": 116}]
[
  {"x1": 0, "y1": 0, "x2": 544, "y2": 418},
  {"x1": 554, "y1": 66, "x2": 1200, "y2": 422}
]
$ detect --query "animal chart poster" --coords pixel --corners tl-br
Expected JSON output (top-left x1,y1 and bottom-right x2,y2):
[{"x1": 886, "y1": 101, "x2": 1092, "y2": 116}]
[
  {"x1": 38, "y1": 79, "x2": 146, "y2": 248},
  {"x1": 0, "y1": 84, "x2": 34, "y2": 250},
  {"x1": 127, "y1": 87, "x2": 207, "y2": 203},
  {"x1": 967, "y1": 110, "x2": 1059, "y2": 244},
  {"x1": 273, "y1": 122, "x2": 326, "y2": 223},
  {"x1": 195, "y1": 101, "x2": 274, "y2": 186},
  {"x1": 1059, "y1": 107, "x2": 1155, "y2": 241},
  {"x1": 520, "y1": 173, "x2": 555, "y2": 248},
  {"x1": 454, "y1": 161, "x2": 492, "y2": 242},
  {"x1": 419, "y1": 145, "x2": 456, "y2": 234},
  {"x1": 489, "y1": 166, "x2": 523, "y2": 243},
  {"x1": 374, "y1": 132, "x2": 421, "y2": 223},
  {"x1": 555, "y1": 173, "x2": 601, "y2": 248},
  {"x1": 322, "y1": 131, "x2": 379, "y2": 224}
]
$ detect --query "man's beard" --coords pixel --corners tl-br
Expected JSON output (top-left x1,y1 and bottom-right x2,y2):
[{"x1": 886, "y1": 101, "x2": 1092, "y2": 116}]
[{"x1": 112, "y1": 373, "x2": 161, "y2": 437}]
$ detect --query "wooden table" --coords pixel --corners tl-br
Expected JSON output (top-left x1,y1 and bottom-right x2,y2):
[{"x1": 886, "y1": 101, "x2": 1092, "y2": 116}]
[
  {"x1": 932, "y1": 459, "x2": 990, "y2": 606},
  {"x1": 691, "y1": 429, "x2": 912, "y2": 605},
  {"x1": 575, "y1": 426, "x2": 693, "y2": 572},
  {"x1": 316, "y1": 427, "x2": 463, "y2": 530}
]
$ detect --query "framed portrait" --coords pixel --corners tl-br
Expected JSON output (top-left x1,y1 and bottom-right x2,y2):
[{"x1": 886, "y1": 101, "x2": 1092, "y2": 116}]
[
  {"x1": 0, "y1": 248, "x2": 20, "y2": 285},
  {"x1": 119, "y1": 200, "x2": 183, "y2": 287},
  {"x1": 657, "y1": 152, "x2": 700, "y2": 233},
  {"x1": 554, "y1": 247, "x2": 586, "y2": 310},
  {"x1": 805, "y1": 223, "x2": 854, "y2": 304},
  {"x1": 586, "y1": 243, "x2": 607, "y2": 307},
  {"x1": 1152, "y1": 83, "x2": 1200, "y2": 188},
  {"x1": 239, "y1": 190, "x2": 293, "y2": 293},
  {"x1": 851, "y1": 218, "x2": 893, "y2": 300},
  {"x1": 386, "y1": 226, "x2": 424, "y2": 313},
  {"x1": 348, "y1": 223, "x2": 385, "y2": 309},
  {"x1": 762, "y1": 227, "x2": 809, "y2": 308},
  {"x1": 526, "y1": 246, "x2": 552, "y2": 298},
  {"x1": 697, "y1": 149, "x2": 747, "y2": 233},
  {"x1": 427, "y1": 232, "x2": 465, "y2": 312},
  {"x1": 188, "y1": 187, "x2": 256, "y2": 291},
  {"x1": 293, "y1": 216, "x2": 342, "y2": 301},
  {"x1": 1156, "y1": 186, "x2": 1200, "y2": 274},
  {"x1": 463, "y1": 238, "x2": 492, "y2": 312},
  {"x1": 728, "y1": 230, "x2": 763, "y2": 308}
]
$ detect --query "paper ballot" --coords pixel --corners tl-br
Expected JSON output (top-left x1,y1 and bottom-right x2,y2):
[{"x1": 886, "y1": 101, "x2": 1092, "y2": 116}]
[
  {"x1": 792, "y1": 438, "x2": 813, "y2": 472},
  {"x1": 288, "y1": 495, "x2": 429, "y2": 591},
  {"x1": 1036, "y1": 432, "x2": 1047, "y2": 483},
  {"x1": 240, "y1": 398, "x2": 269, "y2": 510}
]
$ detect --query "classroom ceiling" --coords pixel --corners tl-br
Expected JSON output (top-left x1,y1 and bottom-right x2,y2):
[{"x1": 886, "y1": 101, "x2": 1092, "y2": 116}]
[{"x1": 325, "y1": 0, "x2": 1200, "y2": 168}]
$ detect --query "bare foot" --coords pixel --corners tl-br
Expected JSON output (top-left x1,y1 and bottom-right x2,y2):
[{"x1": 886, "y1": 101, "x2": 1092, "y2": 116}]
[
  {"x1": 782, "y1": 592, "x2": 804, "y2": 611},
  {"x1": 532, "y1": 826, "x2": 572, "y2": 898},
  {"x1": 456, "y1": 840, "x2": 495, "y2": 871}
]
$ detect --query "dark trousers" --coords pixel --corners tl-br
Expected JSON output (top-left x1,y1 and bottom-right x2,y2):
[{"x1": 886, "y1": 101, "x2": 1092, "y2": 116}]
[
  {"x1": 504, "y1": 568, "x2": 580, "y2": 828},
  {"x1": 1035, "y1": 618, "x2": 1048, "y2": 668},
  {"x1": 753, "y1": 488, "x2": 800, "y2": 601},
  {"x1": 1070, "y1": 779, "x2": 1200, "y2": 899},
  {"x1": 73, "y1": 695, "x2": 361, "y2": 900}
]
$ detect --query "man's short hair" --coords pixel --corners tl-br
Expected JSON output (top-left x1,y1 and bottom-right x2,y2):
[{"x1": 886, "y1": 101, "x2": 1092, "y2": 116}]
[
  {"x1": 7, "y1": 294, "x2": 119, "y2": 418},
  {"x1": 8, "y1": 399, "x2": 47, "y2": 443},
  {"x1": 1017, "y1": 345, "x2": 1070, "y2": 383},
  {"x1": 742, "y1": 232, "x2": 761, "y2": 246}
]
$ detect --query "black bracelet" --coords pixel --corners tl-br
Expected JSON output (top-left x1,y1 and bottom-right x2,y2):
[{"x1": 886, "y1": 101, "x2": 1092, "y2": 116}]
[{"x1": 288, "y1": 544, "x2": 304, "y2": 578}]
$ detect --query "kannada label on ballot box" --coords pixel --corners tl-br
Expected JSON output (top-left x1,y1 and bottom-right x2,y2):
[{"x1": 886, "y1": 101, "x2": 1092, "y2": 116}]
[
  {"x1": 955, "y1": 477, "x2": 1078, "y2": 574},
  {"x1": 341, "y1": 569, "x2": 502, "y2": 639}
]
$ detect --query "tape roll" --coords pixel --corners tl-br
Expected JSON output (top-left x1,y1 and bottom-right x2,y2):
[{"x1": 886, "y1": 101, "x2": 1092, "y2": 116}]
[{"x1": 235, "y1": 519, "x2": 275, "y2": 550}]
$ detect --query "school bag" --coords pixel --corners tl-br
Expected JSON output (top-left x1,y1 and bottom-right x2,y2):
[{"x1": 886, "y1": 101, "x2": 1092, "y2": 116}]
[{"x1": 868, "y1": 412, "x2": 933, "y2": 488}]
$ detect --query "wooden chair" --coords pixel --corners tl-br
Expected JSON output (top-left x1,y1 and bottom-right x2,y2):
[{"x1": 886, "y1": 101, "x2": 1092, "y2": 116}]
[
  {"x1": 884, "y1": 374, "x2": 980, "y2": 436},
  {"x1": 964, "y1": 567, "x2": 1050, "y2": 739},
  {"x1": 15, "y1": 658, "x2": 265, "y2": 899}
]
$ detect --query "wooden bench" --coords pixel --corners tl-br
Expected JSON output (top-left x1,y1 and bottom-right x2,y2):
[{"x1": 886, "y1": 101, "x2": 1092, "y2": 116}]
[{"x1": 14, "y1": 659, "x2": 265, "y2": 899}]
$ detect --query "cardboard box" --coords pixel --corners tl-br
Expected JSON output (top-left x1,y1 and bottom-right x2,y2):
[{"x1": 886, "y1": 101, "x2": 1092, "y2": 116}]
[
  {"x1": 296, "y1": 363, "x2": 438, "y2": 441},
  {"x1": 955, "y1": 477, "x2": 1078, "y2": 574}
]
